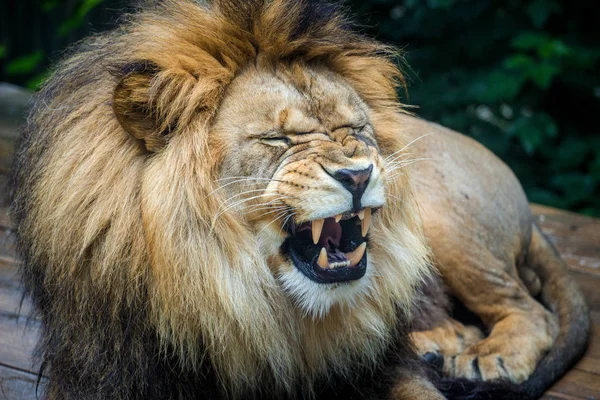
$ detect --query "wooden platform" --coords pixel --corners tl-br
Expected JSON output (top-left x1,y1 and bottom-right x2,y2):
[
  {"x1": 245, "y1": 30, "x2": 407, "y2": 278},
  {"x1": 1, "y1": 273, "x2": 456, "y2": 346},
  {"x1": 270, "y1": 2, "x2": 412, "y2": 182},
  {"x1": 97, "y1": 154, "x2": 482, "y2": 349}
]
[{"x1": 0, "y1": 116, "x2": 598, "y2": 398}]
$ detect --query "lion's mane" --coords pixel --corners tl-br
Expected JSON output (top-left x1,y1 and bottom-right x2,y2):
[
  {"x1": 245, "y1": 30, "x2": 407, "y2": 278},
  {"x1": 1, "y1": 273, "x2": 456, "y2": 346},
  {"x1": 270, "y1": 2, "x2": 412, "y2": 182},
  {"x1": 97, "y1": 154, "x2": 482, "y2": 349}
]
[{"x1": 11, "y1": 0, "x2": 430, "y2": 398}]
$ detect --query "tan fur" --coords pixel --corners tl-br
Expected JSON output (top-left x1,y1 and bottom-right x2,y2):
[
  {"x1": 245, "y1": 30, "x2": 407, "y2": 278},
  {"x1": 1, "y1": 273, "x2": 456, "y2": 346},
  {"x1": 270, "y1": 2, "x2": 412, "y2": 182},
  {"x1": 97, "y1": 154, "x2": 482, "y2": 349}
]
[{"x1": 400, "y1": 117, "x2": 562, "y2": 383}]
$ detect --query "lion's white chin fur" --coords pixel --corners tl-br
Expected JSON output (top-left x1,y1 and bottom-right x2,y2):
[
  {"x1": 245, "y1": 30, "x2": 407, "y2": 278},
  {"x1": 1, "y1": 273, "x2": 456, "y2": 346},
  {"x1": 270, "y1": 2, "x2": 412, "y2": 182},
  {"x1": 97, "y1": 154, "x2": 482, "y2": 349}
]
[{"x1": 278, "y1": 262, "x2": 378, "y2": 319}]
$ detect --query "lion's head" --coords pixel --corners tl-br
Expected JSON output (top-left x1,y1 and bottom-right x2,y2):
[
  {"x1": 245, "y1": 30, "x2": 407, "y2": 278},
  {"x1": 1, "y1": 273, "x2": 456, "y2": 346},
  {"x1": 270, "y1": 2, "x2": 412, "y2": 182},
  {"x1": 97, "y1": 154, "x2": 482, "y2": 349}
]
[{"x1": 12, "y1": 0, "x2": 431, "y2": 396}]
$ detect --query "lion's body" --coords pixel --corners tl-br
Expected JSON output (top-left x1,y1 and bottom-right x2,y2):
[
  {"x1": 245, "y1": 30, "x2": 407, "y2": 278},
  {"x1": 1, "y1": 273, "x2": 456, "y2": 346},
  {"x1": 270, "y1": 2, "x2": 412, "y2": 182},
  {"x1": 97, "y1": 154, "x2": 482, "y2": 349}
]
[{"x1": 10, "y1": 1, "x2": 588, "y2": 399}]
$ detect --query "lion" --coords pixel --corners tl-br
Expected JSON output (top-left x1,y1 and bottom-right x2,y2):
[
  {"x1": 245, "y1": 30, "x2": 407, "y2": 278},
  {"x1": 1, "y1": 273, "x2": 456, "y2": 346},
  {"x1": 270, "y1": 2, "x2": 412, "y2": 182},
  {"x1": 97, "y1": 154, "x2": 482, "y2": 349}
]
[{"x1": 10, "y1": 0, "x2": 589, "y2": 399}]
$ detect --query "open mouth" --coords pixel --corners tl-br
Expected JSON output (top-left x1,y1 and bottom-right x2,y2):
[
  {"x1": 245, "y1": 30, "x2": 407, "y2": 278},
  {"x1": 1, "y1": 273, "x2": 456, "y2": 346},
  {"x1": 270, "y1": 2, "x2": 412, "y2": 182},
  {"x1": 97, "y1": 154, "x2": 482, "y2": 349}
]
[{"x1": 282, "y1": 208, "x2": 374, "y2": 284}]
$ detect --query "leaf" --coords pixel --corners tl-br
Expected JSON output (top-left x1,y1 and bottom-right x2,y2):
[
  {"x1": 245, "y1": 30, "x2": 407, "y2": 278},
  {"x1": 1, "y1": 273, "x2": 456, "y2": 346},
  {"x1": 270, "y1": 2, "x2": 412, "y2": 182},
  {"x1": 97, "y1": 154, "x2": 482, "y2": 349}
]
[
  {"x1": 59, "y1": 0, "x2": 105, "y2": 37},
  {"x1": 530, "y1": 62, "x2": 560, "y2": 89},
  {"x1": 58, "y1": 17, "x2": 82, "y2": 37},
  {"x1": 511, "y1": 32, "x2": 550, "y2": 50},
  {"x1": 26, "y1": 72, "x2": 50, "y2": 90},
  {"x1": 509, "y1": 113, "x2": 558, "y2": 154},
  {"x1": 526, "y1": 0, "x2": 561, "y2": 28},
  {"x1": 504, "y1": 54, "x2": 534, "y2": 70},
  {"x1": 42, "y1": 0, "x2": 61, "y2": 12},
  {"x1": 0, "y1": 44, "x2": 6, "y2": 59},
  {"x1": 76, "y1": 0, "x2": 105, "y2": 19},
  {"x1": 538, "y1": 39, "x2": 570, "y2": 59},
  {"x1": 591, "y1": 154, "x2": 600, "y2": 180},
  {"x1": 473, "y1": 71, "x2": 526, "y2": 103},
  {"x1": 527, "y1": 187, "x2": 568, "y2": 209},
  {"x1": 550, "y1": 173, "x2": 596, "y2": 205},
  {"x1": 5, "y1": 51, "x2": 44, "y2": 75},
  {"x1": 553, "y1": 137, "x2": 590, "y2": 169}
]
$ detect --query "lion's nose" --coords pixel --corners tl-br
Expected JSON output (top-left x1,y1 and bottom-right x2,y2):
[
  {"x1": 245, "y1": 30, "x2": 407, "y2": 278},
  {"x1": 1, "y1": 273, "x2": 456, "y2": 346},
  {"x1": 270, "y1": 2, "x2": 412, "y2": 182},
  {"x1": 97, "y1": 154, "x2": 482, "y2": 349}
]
[{"x1": 333, "y1": 164, "x2": 373, "y2": 212}]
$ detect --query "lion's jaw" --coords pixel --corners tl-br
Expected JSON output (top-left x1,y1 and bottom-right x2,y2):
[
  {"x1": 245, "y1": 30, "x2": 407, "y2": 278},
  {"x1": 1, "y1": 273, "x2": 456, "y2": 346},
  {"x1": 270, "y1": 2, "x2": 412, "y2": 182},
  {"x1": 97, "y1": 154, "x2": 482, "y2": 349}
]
[{"x1": 212, "y1": 65, "x2": 389, "y2": 317}]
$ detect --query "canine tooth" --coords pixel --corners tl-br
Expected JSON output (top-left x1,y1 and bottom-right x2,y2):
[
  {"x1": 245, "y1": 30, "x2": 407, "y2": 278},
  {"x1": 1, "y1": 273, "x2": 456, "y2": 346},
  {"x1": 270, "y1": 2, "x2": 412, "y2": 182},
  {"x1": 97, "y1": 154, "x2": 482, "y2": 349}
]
[
  {"x1": 317, "y1": 247, "x2": 329, "y2": 269},
  {"x1": 312, "y1": 218, "x2": 324, "y2": 244},
  {"x1": 346, "y1": 242, "x2": 367, "y2": 267},
  {"x1": 357, "y1": 210, "x2": 365, "y2": 220},
  {"x1": 335, "y1": 214, "x2": 342, "y2": 223},
  {"x1": 361, "y1": 208, "x2": 371, "y2": 237}
]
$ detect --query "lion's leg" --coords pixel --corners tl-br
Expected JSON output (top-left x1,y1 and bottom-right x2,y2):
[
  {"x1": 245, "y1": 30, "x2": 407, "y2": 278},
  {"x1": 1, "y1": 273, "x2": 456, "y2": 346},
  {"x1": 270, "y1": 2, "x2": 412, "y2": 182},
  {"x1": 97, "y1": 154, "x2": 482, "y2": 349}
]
[
  {"x1": 409, "y1": 275, "x2": 485, "y2": 366},
  {"x1": 437, "y1": 249, "x2": 559, "y2": 383}
]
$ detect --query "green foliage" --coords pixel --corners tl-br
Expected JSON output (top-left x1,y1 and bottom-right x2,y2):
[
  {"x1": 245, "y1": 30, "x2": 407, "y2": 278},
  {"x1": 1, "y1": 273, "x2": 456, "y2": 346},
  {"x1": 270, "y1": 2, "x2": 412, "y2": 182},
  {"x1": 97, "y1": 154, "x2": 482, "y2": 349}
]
[
  {"x1": 350, "y1": 0, "x2": 600, "y2": 216},
  {"x1": 2, "y1": 0, "x2": 106, "y2": 89},
  {"x1": 5, "y1": 51, "x2": 44, "y2": 76},
  {"x1": 58, "y1": 0, "x2": 105, "y2": 37}
]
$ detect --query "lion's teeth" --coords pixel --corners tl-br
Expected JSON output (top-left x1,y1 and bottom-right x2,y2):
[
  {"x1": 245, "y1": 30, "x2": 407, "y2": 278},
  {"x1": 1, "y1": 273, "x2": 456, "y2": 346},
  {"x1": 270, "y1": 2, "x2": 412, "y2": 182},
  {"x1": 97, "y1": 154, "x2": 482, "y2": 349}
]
[
  {"x1": 335, "y1": 214, "x2": 342, "y2": 223},
  {"x1": 330, "y1": 261, "x2": 350, "y2": 268},
  {"x1": 346, "y1": 242, "x2": 367, "y2": 267},
  {"x1": 357, "y1": 210, "x2": 365, "y2": 220},
  {"x1": 317, "y1": 247, "x2": 329, "y2": 269},
  {"x1": 312, "y1": 218, "x2": 324, "y2": 244},
  {"x1": 361, "y1": 208, "x2": 371, "y2": 237}
]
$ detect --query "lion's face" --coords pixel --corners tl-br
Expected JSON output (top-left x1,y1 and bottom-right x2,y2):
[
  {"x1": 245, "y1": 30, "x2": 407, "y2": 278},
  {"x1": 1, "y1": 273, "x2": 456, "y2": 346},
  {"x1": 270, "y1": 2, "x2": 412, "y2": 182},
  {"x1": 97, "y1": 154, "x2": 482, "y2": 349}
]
[{"x1": 210, "y1": 65, "x2": 386, "y2": 314}]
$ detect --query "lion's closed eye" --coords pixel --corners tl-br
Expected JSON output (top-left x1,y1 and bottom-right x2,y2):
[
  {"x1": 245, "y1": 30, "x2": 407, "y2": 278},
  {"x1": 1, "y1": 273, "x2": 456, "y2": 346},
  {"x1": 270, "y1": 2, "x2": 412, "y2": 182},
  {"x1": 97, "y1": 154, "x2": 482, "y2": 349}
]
[{"x1": 260, "y1": 136, "x2": 291, "y2": 146}]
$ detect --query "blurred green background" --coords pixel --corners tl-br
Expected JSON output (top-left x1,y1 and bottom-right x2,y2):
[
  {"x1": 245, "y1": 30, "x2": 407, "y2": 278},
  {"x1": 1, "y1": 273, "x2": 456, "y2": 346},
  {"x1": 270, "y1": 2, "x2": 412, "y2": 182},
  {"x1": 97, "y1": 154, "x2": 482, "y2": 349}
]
[{"x1": 1, "y1": 0, "x2": 599, "y2": 215}]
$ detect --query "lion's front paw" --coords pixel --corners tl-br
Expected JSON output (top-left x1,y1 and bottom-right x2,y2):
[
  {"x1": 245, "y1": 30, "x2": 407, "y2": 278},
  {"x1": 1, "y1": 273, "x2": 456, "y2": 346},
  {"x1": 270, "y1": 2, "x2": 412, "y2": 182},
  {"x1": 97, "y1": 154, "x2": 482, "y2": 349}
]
[
  {"x1": 442, "y1": 312, "x2": 558, "y2": 383},
  {"x1": 443, "y1": 338, "x2": 534, "y2": 383},
  {"x1": 410, "y1": 319, "x2": 484, "y2": 363}
]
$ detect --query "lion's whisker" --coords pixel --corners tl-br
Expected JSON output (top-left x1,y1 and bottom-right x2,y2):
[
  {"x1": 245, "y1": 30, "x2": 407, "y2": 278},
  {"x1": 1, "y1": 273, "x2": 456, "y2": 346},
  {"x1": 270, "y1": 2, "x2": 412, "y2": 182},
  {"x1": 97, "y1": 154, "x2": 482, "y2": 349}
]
[
  {"x1": 214, "y1": 194, "x2": 294, "y2": 221},
  {"x1": 384, "y1": 151, "x2": 415, "y2": 165},
  {"x1": 383, "y1": 132, "x2": 436, "y2": 162},
  {"x1": 242, "y1": 205, "x2": 289, "y2": 215},
  {"x1": 215, "y1": 176, "x2": 285, "y2": 184},
  {"x1": 385, "y1": 158, "x2": 440, "y2": 176},
  {"x1": 278, "y1": 212, "x2": 296, "y2": 237},
  {"x1": 257, "y1": 209, "x2": 295, "y2": 237},
  {"x1": 217, "y1": 188, "x2": 279, "y2": 203},
  {"x1": 206, "y1": 180, "x2": 270, "y2": 198}
]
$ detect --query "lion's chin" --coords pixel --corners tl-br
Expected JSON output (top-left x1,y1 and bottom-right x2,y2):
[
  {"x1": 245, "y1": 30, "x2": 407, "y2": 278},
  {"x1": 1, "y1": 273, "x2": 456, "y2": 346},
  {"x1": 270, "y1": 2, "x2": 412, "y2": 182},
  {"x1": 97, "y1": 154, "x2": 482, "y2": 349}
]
[
  {"x1": 281, "y1": 210, "x2": 373, "y2": 284},
  {"x1": 277, "y1": 259, "x2": 376, "y2": 318}
]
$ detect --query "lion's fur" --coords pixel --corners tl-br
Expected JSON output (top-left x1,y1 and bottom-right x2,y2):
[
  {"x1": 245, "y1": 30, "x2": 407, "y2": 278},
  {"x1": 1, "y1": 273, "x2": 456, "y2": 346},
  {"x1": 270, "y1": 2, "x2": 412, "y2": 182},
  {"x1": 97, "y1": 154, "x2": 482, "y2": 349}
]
[{"x1": 11, "y1": 0, "x2": 432, "y2": 398}]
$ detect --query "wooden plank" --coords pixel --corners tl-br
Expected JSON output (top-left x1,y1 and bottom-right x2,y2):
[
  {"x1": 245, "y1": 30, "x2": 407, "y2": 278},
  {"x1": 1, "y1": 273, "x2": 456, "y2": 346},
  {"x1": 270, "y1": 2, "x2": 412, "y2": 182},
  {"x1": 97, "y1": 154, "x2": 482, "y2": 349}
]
[
  {"x1": 532, "y1": 205, "x2": 600, "y2": 275},
  {"x1": 0, "y1": 227, "x2": 16, "y2": 272},
  {"x1": 0, "y1": 312, "x2": 40, "y2": 375},
  {"x1": 0, "y1": 207, "x2": 10, "y2": 231},
  {"x1": 0, "y1": 275, "x2": 33, "y2": 322},
  {"x1": 0, "y1": 174, "x2": 11, "y2": 229},
  {"x1": 540, "y1": 307, "x2": 600, "y2": 398},
  {"x1": 543, "y1": 368, "x2": 600, "y2": 399},
  {"x1": 0, "y1": 255, "x2": 19, "y2": 286},
  {"x1": 571, "y1": 312, "x2": 600, "y2": 376},
  {"x1": 542, "y1": 392, "x2": 589, "y2": 400},
  {"x1": 571, "y1": 271, "x2": 600, "y2": 312},
  {"x1": 0, "y1": 364, "x2": 44, "y2": 400}
]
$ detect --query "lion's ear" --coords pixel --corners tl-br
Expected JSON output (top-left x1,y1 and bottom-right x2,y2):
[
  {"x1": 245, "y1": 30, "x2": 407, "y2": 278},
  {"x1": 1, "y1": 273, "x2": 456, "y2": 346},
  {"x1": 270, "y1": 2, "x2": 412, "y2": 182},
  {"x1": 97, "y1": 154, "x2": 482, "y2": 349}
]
[{"x1": 113, "y1": 62, "x2": 171, "y2": 152}]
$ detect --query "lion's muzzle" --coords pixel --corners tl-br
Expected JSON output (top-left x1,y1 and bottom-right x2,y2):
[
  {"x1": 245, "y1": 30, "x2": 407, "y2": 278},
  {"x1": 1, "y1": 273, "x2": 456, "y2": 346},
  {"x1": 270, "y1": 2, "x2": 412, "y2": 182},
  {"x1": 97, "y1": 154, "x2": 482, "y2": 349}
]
[{"x1": 282, "y1": 208, "x2": 376, "y2": 284}]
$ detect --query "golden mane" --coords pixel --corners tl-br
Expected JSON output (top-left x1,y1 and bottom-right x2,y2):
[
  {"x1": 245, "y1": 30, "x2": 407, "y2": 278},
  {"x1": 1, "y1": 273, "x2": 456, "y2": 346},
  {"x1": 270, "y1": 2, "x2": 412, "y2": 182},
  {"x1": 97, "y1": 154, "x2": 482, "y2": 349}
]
[{"x1": 11, "y1": 0, "x2": 429, "y2": 397}]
